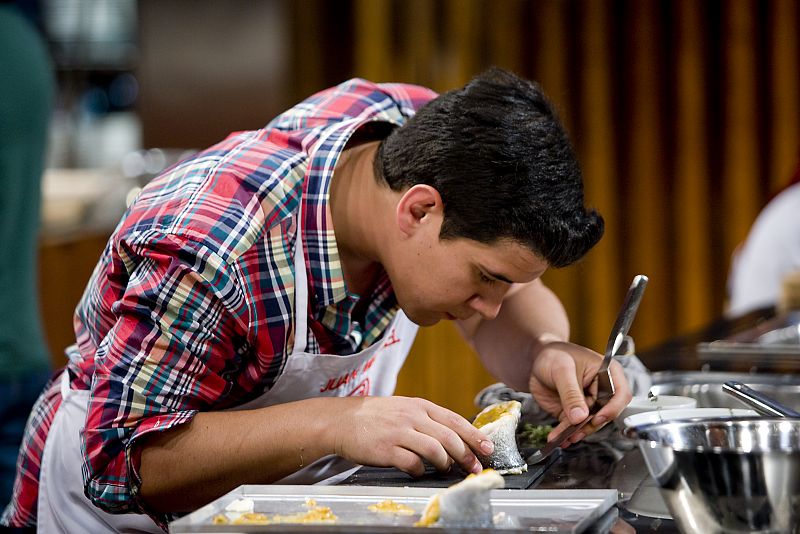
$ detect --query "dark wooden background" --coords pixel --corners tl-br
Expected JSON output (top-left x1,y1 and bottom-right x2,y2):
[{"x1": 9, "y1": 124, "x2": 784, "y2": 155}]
[{"x1": 43, "y1": 0, "x2": 800, "y2": 417}]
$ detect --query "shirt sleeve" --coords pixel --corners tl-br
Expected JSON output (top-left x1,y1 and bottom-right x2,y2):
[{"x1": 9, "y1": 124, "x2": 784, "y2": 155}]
[{"x1": 81, "y1": 230, "x2": 251, "y2": 527}]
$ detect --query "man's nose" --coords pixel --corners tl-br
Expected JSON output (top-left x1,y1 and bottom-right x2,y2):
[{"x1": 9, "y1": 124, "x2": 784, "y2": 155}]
[{"x1": 468, "y1": 294, "x2": 503, "y2": 320}]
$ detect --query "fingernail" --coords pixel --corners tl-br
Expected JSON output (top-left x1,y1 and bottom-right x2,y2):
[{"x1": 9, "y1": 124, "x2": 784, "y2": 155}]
[
  {"x1": 480, "y1": 440, "x2": 494, "y2": 454},
  {"x1": 569, "y1": 407, "x2": 587, "y2": 422},
  {"x1": 471, "y1": 460, "x2": 483, "y2": 474}
]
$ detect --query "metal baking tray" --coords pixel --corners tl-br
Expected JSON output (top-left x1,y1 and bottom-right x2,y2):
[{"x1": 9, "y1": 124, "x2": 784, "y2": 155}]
[{"x1": 170, "y1": 485, "x2": 618, "y2": 533}]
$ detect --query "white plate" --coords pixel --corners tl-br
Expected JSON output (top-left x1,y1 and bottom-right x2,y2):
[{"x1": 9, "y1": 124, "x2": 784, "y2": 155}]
[
  {"x1": 623, "y1": 407, "x2": 758, "y2": 431},
  {"x1": 615, "y1": 395, "x2": 698, "y2": 428}
]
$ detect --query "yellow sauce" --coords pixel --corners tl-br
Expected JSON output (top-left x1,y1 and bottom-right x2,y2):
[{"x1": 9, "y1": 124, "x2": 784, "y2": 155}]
[
  {"x1": 225, "y1": 506, "x2": 338, "y2": 525},
  {"x1": 472, "y1": 401, "x2": 515, "y2": 429},
  {"x1": 232, "y1": 512, "x2": 271, "y2": 525},
  {"x1": 366, "y1": 499, "x2": 416, "y2": 515},
  {"x1": 211, "y1": 514, "x2": 229, "y2": 524},
  {"x1": 414, "y1": 494, "x2": 440, "y2": 527}
]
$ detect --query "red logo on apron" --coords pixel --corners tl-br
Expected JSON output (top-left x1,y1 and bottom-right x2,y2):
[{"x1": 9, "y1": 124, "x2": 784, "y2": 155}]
[
  {"x1": 319, "y1": 356, "x2": 377, "y2": 393},
  {"x1": 347, "y1": 377, "x2": 370, "y2": 396},
  {"x1": 382, "y1": 328, "x2": 400, "y2": 347}
]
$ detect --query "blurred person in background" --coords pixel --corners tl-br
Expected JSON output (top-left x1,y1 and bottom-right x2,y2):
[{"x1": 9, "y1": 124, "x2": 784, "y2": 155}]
[
  {"x1": 727, "y1": 158, "x2": 800, "y2": 317},
  {"x1": 0, "y1": 0, "x2": 55, "y2": 515}
]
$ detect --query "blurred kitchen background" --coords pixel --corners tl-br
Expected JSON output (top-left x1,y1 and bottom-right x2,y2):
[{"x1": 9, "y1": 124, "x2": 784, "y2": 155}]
[{"x1": 34, "y1": 0, "x2": 800, "y2": 416}]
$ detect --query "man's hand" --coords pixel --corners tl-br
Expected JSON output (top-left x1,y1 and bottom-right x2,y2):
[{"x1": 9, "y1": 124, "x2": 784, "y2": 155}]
[
  {"x1": 139, "y1": 395, "x2": 493, "y2": 512},
  {"x1": 330, "y1": 396, "x2": 493, "y2": 476},
  {"x1": 529, "y1": 340, "x2": 632, "y2": 446}
]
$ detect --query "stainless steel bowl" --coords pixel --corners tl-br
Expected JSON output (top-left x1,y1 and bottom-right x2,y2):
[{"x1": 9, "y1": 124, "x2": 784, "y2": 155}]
[{"x1": 627, "y1": 418, "x2": 800, "y2": 533}]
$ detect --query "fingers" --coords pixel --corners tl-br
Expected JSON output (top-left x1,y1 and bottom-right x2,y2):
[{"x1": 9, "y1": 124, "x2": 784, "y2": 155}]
[
  {"x1": 426, "y1": 401, "x2": 492, "y2": 454},
  {"x1": 361, "y1": 398, "x2": 487, "y2": 476},
  {"x1": 532, "y1": 345, "x2": 636, "y2": 448},
  {"x1": 553, "y1": 359, "x2": 633, "y2": 443},
  {"x1": 419, "y1": 401, "x2": 488, "y2": 474},
  {"x1": 589, "y1": 359, "x2": 632, "y2": 429},
  {"x1": 395, "y1": 431, "x2": 452, "y2": 473},
  {"x1": 389, "y1": 446, "x2": 427, "y2": 477},
  {"x1": 546, "y1": 355, "x2": 590, "y2": 425}
]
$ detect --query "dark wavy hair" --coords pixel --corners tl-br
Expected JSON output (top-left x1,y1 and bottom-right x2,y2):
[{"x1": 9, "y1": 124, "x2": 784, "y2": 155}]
[{"x1": 375, "y1": 67, "x2": 603, "y2": 268}]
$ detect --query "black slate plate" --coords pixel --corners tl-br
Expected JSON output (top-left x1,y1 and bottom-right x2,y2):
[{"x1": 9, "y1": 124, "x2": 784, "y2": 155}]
[{"x1": 338, "y1": 447, "x2": 561, "y2": 489}]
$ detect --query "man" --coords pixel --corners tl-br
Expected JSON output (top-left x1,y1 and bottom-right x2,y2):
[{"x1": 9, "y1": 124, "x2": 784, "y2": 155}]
[
  {"x1": 727, "y1": 176, "x2": 800, "y2": 316},
  {"x1": 2, "y1": 68, "x2": 631, "y2": 532}
]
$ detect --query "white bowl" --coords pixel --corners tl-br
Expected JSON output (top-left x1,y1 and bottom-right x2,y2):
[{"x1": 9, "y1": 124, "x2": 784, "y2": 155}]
[
  {"x1": 615, "y1": 395, "x2": 697, "y2": 428},
  {"x1": 622, "y1": 407, "x2": 758, "y2": 431}
]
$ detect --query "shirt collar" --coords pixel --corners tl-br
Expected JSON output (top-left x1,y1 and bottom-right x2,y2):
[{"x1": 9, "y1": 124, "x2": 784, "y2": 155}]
[{"x1": 301, "y1": 118, "x2": 400, "y2": 309}]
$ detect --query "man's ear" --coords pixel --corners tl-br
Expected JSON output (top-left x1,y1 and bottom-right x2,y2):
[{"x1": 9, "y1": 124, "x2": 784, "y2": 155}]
[{"x1": 396, "y1": 184, "x2": 443, "y2": 237}]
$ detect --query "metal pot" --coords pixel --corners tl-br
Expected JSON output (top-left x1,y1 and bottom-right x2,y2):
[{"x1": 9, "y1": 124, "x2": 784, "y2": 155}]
[{"x1": 627, "y1": 418, "x2": 800, "y2": 533}]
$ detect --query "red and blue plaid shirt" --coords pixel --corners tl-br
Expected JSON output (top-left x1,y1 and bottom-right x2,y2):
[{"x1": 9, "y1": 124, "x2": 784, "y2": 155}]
[{"x1": 2, "y1": 79, "x2": 437, "y2": 529}]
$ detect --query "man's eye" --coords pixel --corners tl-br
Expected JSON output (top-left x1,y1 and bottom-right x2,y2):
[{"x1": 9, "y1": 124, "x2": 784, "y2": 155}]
[{"x1": 479, "y1": 272, "x2": 496, "y2": 284}]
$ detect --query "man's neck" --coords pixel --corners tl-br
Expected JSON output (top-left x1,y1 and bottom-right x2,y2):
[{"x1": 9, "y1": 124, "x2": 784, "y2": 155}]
[{"x1": 329, "y1": 140, "x2": 388, "y2": 297}]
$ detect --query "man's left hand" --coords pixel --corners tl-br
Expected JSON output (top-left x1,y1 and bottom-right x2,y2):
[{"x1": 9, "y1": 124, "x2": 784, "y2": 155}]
[{"x1": 529, "y1": 340, "x2": 632, "y2": 447}]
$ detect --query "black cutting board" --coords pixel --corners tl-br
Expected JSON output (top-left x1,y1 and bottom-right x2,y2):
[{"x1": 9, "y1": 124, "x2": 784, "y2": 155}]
[{"x1": 339, "y1": 448, "x2": 561, "y2": 490}]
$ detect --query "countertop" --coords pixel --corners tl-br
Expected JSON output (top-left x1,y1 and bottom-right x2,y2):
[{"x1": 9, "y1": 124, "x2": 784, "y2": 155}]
[
  {"x1": 339, "y1": 436, "x2": 681, "y2": 533},
  {"x1": 538, "y1": 440, "x2": 681, "y2": 533},
  {"x1": 40, "y1": 167, "x2": 132, "y2": 242}
]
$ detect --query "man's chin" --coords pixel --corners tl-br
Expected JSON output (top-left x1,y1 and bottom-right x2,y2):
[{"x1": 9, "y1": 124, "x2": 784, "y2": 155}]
[{"x1": 402, "y1": 310, "x2": 442, "y2": 327}]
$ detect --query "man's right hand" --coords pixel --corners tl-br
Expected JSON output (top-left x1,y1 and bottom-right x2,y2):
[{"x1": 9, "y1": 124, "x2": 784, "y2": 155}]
[
  {"x1": 328, "y1": 396, "x2": 493, "y2": 476},
  {"x1": 139, "y1": 395, "x2": 491, "y2": 513}
]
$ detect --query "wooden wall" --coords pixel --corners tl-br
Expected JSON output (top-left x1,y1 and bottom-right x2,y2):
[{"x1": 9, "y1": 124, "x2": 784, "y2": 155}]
[
  {"x1": 134, "y1": 0, "x2": 800, "y2": 418},
  {"x1": 302, "y1": 0, "x2": 800, "y2": 417}
]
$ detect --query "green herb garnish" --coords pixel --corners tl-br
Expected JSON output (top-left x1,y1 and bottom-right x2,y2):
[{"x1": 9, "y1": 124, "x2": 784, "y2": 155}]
[{"x1": 518, "y1": 423, "x2": 553, "y2": 448}]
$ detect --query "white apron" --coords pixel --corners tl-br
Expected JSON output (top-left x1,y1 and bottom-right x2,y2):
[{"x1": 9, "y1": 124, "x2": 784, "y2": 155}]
[{"x1": 36, "y1": 206, "x2": 419, "y2": 533}]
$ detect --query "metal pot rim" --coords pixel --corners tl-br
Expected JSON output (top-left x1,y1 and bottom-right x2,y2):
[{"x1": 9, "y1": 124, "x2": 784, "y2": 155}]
[{"x1": 626, "y1": 416, "x2": 800, "y2": 453}]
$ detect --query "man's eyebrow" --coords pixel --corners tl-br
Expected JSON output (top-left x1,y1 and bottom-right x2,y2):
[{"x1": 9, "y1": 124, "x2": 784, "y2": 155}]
[{"x1": 483, "y1": 267, "x2": 514, "y2": 284}]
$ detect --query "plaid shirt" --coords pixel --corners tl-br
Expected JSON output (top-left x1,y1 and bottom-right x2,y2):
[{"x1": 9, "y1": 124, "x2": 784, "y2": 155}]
[{"x1": 2, "y1": 79, "x2": 437, "y2": 529}]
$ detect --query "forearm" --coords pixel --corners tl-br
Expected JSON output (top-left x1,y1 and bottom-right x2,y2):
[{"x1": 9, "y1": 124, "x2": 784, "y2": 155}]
[
  {"x1": 138, "y1": 394, "x2": 493, "y2": 515},
  {"x1": 138, "y1": 397, "x2": 336, "y2": 513},
  {"x1": 466, "y1": 279, "x2": 570, "y2": 391}
]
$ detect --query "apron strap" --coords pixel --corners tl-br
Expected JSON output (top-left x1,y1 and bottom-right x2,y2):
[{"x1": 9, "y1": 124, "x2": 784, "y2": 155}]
[
  {"x1": 60, "y1": 369, "x2": 70, "y2": 397},
  {"x1": 292, "y1": 199, "x2": 309, "y2": 354}
]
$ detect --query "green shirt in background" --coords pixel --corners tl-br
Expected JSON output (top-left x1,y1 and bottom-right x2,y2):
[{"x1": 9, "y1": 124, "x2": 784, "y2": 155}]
[{"x1": 0, "y1": 4, "x2": 55, "y2": 376}]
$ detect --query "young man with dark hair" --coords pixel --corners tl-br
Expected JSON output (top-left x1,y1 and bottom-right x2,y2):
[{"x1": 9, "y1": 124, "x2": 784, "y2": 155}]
[{"x1": 3, "y1": 68, "x2": 630, "y2": 532}]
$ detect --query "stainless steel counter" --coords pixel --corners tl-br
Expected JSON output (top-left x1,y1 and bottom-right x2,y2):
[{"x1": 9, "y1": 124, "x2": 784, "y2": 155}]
[
  {"x1": 538, "y1": 441, "x2": 681, "y2": 533},
  {"x1": 336, "y1": 427, "x2": 683, "y2": 533}
]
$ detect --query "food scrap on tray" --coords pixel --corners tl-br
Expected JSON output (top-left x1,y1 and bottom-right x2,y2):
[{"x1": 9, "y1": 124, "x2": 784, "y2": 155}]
[
  {"x1": 415, "y1": 469, "x2": 505, "y2": 528},
  {"x1": 472, "y1": 400, "x2": 528, "y2": 474},
  {"x1": 211, "y1": 497, "x2": 338, "y2": 525},
  {"x1": 367, "y1": 499, "x2": 416, "y2": 515}
]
